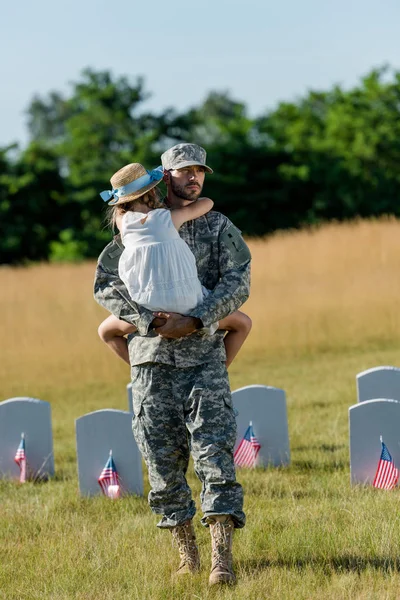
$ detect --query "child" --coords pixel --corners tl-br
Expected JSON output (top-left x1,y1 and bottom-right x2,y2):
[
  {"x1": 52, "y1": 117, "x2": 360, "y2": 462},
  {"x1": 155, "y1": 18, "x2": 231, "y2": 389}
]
[{"x1": 97, "y1": 162, "x2": 252, "y2": 367}]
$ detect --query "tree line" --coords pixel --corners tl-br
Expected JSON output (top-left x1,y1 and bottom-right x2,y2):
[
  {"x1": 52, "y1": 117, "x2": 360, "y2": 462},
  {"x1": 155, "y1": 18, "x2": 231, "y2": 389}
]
[{"x1": 1, "y1": 65, "x2": 400, "y2": 264}]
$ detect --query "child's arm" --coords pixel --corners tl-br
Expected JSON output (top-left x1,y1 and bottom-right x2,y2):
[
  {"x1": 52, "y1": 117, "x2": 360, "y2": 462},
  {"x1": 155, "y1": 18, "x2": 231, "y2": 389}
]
[{"x1": 170, "y1": 197, "x2": 214, "y2": 230}]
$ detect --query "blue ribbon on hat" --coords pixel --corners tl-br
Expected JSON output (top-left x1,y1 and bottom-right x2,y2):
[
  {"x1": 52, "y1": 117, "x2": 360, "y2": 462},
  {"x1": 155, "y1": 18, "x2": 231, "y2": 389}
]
[{"x1": 100, "y1": 166, "x2": 163, "y2": 205}]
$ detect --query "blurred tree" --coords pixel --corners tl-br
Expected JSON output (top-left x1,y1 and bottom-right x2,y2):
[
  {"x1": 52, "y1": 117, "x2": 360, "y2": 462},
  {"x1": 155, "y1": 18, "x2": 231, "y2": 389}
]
[
  {"x1": 0, "y1": 143, "x2": 65, "y2": 264},
  {"x1": 27, "y1": 69, "x2": 168, "y2": 257},
  {"x1": 3, "y1": 66, "x2": 400, "y2": 263},
  {"x1": 258, "y1": 66, "x2": 400, "y2": 224}
]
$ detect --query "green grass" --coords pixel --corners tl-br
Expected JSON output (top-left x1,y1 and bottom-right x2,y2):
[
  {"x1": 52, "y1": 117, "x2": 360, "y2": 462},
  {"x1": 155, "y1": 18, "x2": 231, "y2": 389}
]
[{"x1": 3, "y1": 343, "x2": 400, "y2": 599}]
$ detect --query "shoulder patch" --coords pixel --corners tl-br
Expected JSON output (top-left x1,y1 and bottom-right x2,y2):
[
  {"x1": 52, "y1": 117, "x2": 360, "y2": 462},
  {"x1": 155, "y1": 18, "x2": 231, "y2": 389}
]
[{"x1": 220, "y1": 223, "x2": 251, "y2": 266}]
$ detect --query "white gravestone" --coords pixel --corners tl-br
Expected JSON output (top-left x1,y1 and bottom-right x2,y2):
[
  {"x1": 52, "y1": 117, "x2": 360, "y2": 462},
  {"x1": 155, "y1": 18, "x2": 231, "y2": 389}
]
[
  {"x1": 349, "y1": 399, "x2": 400, "y2": 485},
  {"x1": 75, "y1": 409, "x2": 143, "y2": 497},
  {"x1": 127, "y1": 382, "x2": 133, "y2": 413},
  {"x1": 232, "y1": 385, "x2": 291, "y2": 467},
  {"x1": 0, "y1": 397, "x2": 54, "y2": 480},
  {"x1": 357, "y1": 366, "x2": 400, "y2": 403}
]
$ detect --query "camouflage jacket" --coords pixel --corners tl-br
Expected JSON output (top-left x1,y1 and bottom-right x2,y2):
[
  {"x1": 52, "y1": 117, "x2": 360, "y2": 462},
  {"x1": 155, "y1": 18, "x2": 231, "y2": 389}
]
[{"x1": 94, "y1": 210, "x2": 251, "y2": 367}]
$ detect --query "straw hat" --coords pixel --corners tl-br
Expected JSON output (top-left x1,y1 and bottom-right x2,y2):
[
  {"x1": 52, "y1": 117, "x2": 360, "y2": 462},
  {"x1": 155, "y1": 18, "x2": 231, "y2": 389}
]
[{"x1": 100, "y1": 163, "x2": 163, "y2": 206}]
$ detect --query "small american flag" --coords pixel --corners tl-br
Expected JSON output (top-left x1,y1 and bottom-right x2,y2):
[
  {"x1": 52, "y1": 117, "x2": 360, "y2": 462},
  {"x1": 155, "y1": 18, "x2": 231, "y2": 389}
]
[
  {"x1": 98, "y1": 451, "x2": 120, "y2": 498},
  {"x1": 234, "y1": 422, "x2": 261, "y2": 468},
  {"x1": 14, "y1": 433, "x2": 27, "y2": 483},
  {"x1": 373, "y1": 437, "x2": 399, "y2": 490}
]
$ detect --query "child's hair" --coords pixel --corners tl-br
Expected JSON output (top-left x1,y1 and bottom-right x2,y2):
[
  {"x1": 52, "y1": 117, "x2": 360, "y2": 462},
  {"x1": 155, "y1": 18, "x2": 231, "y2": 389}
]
[{"x1": 106, "y1": 187, "x2": 164, "y2": 231}]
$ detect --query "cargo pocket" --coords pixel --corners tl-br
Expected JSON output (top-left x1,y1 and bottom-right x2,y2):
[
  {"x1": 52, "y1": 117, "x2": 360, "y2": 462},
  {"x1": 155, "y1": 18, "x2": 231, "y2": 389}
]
[
  {"x1": 222, "y1": 391, "x2": 237, "y2": 446},
  {"x1": 223, "y1": 393, "x2": 234, "y2": 410},
  {"x1": 219, "y1": 376, "x2": 234, "y2": 410},
  {"x1": 132, "y1": 396, "x2": 143, "y2": 418},
  {"x1": 129, "y1": 368, "x2": 143, "y2": 418},
  {"x1": 131, "y1": 388, "x2": 147, "y2": 459},
  {"x1": 223, "y1": 394, "x2": 239, "y2": 416}
]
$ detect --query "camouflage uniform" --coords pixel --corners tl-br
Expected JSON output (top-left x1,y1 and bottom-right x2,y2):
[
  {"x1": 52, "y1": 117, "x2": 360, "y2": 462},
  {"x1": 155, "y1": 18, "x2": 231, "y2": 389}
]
[{"x1": 94, "y1": 210, "x2": 251, "y2": 528}]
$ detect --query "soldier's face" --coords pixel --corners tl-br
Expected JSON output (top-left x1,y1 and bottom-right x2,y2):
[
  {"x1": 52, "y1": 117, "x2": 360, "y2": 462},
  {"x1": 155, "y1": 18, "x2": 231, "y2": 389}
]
[{"x1": 169, "y1": 166, "x2": 206, "y2": 201}]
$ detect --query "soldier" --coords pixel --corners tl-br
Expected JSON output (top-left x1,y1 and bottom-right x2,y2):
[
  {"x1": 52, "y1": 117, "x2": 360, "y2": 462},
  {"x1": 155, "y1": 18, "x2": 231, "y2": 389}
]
[{"x1": 94, "y1": 143, "x2": 251, "y2": 586}]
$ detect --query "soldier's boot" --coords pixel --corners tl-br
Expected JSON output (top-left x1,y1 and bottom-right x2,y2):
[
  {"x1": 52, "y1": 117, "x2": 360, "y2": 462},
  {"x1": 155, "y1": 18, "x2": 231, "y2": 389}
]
[
  {"x1": 170, "y1": 520, "x2": 200, "y2": 575},
  {"x1": 207, "y1": 515, "x2": 236, "y2": 586}
]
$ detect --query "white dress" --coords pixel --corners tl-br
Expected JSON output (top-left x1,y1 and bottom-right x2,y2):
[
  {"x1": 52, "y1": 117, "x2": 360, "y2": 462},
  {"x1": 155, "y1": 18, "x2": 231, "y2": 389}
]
[{"x1": 119, "y1": 209, "x2": 214, "y2": 319}]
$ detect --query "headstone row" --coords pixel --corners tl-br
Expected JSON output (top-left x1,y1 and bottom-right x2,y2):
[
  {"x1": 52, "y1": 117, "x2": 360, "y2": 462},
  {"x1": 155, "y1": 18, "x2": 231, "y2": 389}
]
[
  {"x1": 350, "y1": 366, "x2": 400, "y2": 485},
  {"x1": 0, "y1": 384, "x2": 291, "y2": 492},
  {"x1": 0, "y1": 398, "x2": 143, "y2": 496}
]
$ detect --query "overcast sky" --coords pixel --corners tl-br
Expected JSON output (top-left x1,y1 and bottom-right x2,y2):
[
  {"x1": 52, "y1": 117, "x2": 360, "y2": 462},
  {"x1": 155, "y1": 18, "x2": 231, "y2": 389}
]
[{"x1": 1, "y1": 0, "x2": 399, "y2": 147}]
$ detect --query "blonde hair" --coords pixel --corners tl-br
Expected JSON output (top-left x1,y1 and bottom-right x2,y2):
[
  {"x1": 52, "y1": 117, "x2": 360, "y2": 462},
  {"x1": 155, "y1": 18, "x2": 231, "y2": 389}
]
[{"x1": 106, "y1": 187, "x2": 164, "y2": 232}]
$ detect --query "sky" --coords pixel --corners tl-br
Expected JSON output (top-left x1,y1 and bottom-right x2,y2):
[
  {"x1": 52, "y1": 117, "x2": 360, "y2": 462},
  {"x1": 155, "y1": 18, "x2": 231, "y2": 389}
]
[{"x1": 1, "y1": 0, "x2": 399, "y2": 148}]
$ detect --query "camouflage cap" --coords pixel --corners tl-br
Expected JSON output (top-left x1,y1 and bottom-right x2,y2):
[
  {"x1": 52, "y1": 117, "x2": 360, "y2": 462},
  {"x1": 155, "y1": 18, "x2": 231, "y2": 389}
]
[{"x1": 161, "y1": 143, "x2": 213, "y2": 174}]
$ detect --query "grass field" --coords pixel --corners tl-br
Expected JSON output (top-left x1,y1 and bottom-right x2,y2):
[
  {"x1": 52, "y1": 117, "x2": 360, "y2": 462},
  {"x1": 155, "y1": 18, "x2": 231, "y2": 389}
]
[{"x1": 2, "y1": 217, "x2": 400, "y2": 599}]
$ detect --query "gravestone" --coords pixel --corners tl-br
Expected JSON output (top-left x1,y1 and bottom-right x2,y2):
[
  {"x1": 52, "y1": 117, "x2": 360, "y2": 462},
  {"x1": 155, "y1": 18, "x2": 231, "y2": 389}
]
[
  {"x1": 357, "y1": 366, "x2": 400, "y2": 403},
  {"x1": 75, "y1": 409, "x2": 143, "y2": 497},
  {"x1": 127, "y1": 382, "x2": 133, "y2": 413},
  {"x1": 232, "y1": 384, "x2": 290, "y2": 467},
  {"x1": 0, "y1": 397, "x2": 54, "y2": 480},
  {"x1": 349, "y1": 398, "x2": 400, "y2": 485}
]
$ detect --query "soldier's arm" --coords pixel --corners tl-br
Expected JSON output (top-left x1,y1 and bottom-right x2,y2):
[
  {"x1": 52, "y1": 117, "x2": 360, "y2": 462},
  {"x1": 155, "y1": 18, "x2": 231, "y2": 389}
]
[
  {"x1": 189, "y1": 216, "x2": 251, "y2": 328},
  {"x1": 93, "y1": 238, "x2": 154, "y2": 336}
]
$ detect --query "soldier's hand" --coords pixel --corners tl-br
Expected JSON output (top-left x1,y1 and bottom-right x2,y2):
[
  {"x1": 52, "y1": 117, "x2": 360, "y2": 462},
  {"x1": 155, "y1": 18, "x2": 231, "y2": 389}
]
[
  {"x1": 151, "y1": 316, "x2": 167, "y2": 329},
  {"x1": 153, "y1": 312, "x2": 202, "y2": 338}
]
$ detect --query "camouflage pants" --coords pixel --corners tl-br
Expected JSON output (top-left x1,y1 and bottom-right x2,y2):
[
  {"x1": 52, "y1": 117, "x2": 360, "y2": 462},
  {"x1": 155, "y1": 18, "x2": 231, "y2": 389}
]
[{"x1": 130, "y1": 361, "x2": 245, "y2": 529}]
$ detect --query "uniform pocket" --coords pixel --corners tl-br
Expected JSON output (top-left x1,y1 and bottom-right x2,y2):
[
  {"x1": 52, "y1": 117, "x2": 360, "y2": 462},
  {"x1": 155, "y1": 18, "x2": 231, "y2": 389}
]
[
  {"x1": 132, "y1": 396, "x2": 143, "y2": 418},
  {"x1": 223, "y1": 393, "x2": 234, "y2": 410},
  {"x1": 217, "y1": 372, "x2": 233, "y2": 410},
  {"x1": 130, "y1": 368, "x2": 143, "y2": 417}
]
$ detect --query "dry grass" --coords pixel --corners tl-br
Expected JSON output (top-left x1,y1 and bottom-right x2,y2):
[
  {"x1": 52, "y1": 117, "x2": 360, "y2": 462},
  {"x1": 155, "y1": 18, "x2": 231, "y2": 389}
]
[
  {"x1": 0, "y1": 262, "x2": 118, "y2": 390},
  {"x1": 3, "y1": 216, "x2": 400, "y2": 391},
  {"x1": 2, "y1": 217, "x2": 400, "y2": 599},
  {"x1": 246, "y1": 216, "x2": 400, "y2": 357}
]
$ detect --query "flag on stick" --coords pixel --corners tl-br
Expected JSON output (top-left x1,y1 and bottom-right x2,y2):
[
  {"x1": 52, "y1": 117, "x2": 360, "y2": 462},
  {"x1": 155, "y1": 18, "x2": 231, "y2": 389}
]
[
  {"x1": 14, "y1": 433, "x2": 27, "y2": 483},
  {"x1": 234, "y1": 421, "x2": 261, "y2": 468},
  {"x1": 373, "y1": 436, "x2": 399, "y2": 490},
  {"x1": 98, "y1": 450, "x2": 120, "y2": 498}
]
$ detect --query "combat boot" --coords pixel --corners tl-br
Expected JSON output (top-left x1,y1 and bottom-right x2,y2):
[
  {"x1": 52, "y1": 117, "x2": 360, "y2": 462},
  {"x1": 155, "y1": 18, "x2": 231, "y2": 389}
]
[
  {"x1": 207, "y1": 515, "x2": 236, "y2": 585},
  {"x1": 170, "y1": 519, "x2": 200, "y2": 575}
]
